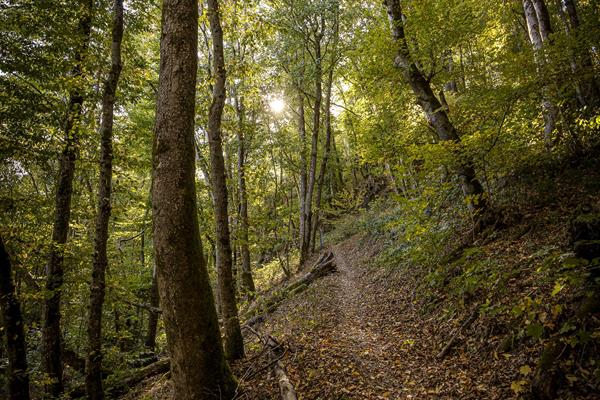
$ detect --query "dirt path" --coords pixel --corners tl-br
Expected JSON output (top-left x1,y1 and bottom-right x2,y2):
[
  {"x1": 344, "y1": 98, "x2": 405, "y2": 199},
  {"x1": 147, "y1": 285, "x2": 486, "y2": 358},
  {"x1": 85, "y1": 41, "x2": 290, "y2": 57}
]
[{"x1": 234, "y1": 235, "x2": 512, "y2": 399}]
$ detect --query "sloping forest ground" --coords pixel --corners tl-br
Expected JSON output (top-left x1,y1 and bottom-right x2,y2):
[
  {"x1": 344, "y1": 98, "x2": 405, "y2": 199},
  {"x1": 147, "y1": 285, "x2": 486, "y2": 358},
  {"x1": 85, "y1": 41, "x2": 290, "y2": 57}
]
[{"x1": 124, "y1": 157, "x2": 600, "y2": 399}]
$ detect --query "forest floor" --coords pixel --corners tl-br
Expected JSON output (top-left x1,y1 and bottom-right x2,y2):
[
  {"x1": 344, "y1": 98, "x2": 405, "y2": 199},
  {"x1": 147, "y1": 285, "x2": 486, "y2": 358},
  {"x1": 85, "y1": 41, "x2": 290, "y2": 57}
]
[
  {"x1": 228, "y1": 236, "x2": 518, "y2": 400},
  {"x1": 124, "y1": 164, "x2": 600, "y2": 400}
]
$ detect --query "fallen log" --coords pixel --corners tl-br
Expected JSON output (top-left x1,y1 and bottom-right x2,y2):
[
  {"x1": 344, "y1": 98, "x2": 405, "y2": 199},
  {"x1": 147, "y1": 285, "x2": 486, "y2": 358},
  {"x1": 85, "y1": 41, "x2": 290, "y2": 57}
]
[
  {"x1": 436, "y1": 305, "x2": 480, "y2": 359},
  {"x1": 245, "y1": 252, "x2": 336, "y2": 327},
  {"x1": 245, "y1": 326, "x2": 297, "y2": 400}
]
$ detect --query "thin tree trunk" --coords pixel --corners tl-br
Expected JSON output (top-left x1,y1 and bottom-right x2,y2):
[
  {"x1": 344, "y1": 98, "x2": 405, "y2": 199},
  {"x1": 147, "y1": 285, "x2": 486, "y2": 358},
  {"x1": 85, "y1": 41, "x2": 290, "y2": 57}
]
[
  {"x1": 297, "y1": 89, "x2": 308, "y2": 264},
  {"x1": 144, "y1": 263, "x2": 159, "y2": 349},
  {"x1": 42, "y1": 2, "x2": 93, "y2": 396},
  {"x1": 558, "y1": 0, "x2": 600, "y2": 108},
  {"x1": 532, "y1": 0, "x2": 553, "y2": 42},
  {"x1": 206, "y1": 0, "x2": 244, "y2": 361},
  {"x1": 235, "y1": 96, "x2": 256, "y2": 297},
  {"x1": 152, "y1": 0, "x2": 236, "y2": 397},
  {"x1": 303, "y1": 22, "x2": 325, "y2": 263},
  {"x1": 0, "y1": 235, "x2": 30, "y2": 400},
  {"x1": 523, "y1": 0, "x2": 558, "y2": 147},
  {"x1": 85, "y1": 1, "x2": 123, "y2": 398},
  {"x1": 384, "y1": 0, "x2": 488, "y2": 218},
  {"x1": 312, "y1": 61, "x2": 335, "y2": 253}
]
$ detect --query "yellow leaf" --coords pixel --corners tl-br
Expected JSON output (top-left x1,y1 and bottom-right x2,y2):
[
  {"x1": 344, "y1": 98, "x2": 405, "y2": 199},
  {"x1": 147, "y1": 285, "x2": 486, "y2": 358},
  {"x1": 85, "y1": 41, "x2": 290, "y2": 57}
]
[
  {"x1": 519, "y1": 365, "x2": 532, "y2": 376},
  {"x1": 511, "y1": 380, "x2": 528, "y2": 394}
]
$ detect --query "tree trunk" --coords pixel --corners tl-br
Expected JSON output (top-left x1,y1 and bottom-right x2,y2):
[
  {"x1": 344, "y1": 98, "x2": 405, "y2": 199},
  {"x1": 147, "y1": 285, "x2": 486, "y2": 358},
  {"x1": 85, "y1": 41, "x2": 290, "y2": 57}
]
[
  {"x1": 383, "y1": 0, "x2": 488, "y2": 216},
  {"x1": 297, "y1": 89, "x2": 308, "y2": 265},
  {"x1": 532, "y1": 0, "x2": 553, "y2": 42},
  {"x1": 235, "y1": 96, "x2": 256, "y2": 297},
  {"x1": 152, "y1": 0, "x2": 236, "y2": 397},
  {"x1": 42, "y1": 2, "x2": 93, "y2": 396},
  {"x1": 144, "y1": 263, "x2": 159, "y2": 349},
  {"x1": 312, "y1": 61, "x2": 336, "y2": 253},
  {"x1": 206, "y1": 0, "x2": 244, "y2": 361},
  {"x1": 558, "y1": 0, "x2": 600, "y2": 108},
  {"x1": 523, "y1": 0, "x2": 558, "y2": 147},
  {"x1": 0, "y1": 235, "x2": 30, "y2": 400},
  {"x1": 302, "y1": 24, "x2": 325, "y2": 264},
  {"x1": 85, "y1": 1, "x2": 123, "y2": 398}
]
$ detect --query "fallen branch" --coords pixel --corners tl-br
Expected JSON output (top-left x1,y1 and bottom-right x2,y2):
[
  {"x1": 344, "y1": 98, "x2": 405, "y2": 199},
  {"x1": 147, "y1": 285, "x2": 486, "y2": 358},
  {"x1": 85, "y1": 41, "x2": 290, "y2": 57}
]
[
  {"x1": 436, "y1": 305, "x2": 480, "y2": 359},
  {"x1": 244, "y1": 326, "x2": 297, "y2": 400},
  {"x1": 245, "y1": 252, "x2": 336, "y2": 327}
]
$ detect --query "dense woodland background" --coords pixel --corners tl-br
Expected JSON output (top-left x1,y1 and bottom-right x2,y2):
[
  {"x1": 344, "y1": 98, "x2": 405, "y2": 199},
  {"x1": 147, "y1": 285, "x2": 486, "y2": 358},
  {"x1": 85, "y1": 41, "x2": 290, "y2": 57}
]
[{"x1": 1, "y1": 0, "x2": 600, "y2": 399}]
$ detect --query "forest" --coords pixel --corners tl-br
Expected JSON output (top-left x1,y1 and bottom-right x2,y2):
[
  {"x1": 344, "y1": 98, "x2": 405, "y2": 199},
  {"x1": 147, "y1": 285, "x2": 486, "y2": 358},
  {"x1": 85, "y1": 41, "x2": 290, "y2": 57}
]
[{"x1": 1, "y1": 0, "x2": 600, "y2": 398}]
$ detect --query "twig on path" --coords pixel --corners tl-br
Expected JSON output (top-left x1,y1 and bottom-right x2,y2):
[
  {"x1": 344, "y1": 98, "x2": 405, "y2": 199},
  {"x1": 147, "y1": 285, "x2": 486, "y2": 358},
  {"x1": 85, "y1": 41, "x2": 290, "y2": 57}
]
[{"x1": 436, "y1": 305, "x2": 480, "y2": 359}]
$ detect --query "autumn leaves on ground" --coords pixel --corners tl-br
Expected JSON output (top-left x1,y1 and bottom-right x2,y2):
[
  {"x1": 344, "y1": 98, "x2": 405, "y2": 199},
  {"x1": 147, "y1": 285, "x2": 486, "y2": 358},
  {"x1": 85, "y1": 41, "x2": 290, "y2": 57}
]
[
  {"x1": 3, "y1": 0, "x2": 600, "y2": 399},
  {"x1": 126, "y1": 163, "x2": 600, "y2": 400}
]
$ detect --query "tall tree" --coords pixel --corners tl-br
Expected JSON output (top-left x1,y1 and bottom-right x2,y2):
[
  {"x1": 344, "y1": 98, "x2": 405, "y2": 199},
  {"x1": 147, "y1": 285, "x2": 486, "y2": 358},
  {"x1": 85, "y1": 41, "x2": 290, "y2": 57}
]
[
  {"x1": 42, "y1": 1, "x2": 93, "y2": 396},
  {"x1": 235, "y1": 95, "x2": 256, "y2": 297},
  {"x1": 85, "y1": 0, "x2": 124, "y2": 398},
  {"x1": 152, "y1": 0, "x2": 236, "y2": 396},
  {"x1": 297, "y1": 86, "x2": 309, "y2": 265},
  {"x1": 383, "y1": 0, "x2": 488, "y2": 218},
  {"x1": 206, "y1": 0, "x2": 245, "y2": 360},
  {"x1": 0, "y1": 235, "x2": 30, "y2": 400},
  {"x1": 301, "y1": 17, "x2": 326, "y2": 264},
  {"x1": 312, "y1": 7, "x2": 340, "y2": 252}
]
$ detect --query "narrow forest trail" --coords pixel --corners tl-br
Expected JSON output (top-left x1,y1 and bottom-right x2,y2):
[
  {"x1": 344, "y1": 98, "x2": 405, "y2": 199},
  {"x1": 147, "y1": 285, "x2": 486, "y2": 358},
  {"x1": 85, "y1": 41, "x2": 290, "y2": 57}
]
[
  {"x1": 235, "y1": 234, "x2": 513, "y2": 399},
  {"x1": 126, "y1": 235, "x2": 518, "y2": 399}
]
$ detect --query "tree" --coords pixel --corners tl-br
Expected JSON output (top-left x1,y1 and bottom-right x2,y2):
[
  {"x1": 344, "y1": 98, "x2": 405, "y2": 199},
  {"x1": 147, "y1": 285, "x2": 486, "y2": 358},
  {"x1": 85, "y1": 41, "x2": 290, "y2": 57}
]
[
  {"x1": 42, "y1": 1, "x2": 93, "y2": 396},
  {"x1": 522, "y1": 0, "x2": 558, "y2": 147},
  {"x1": 0, "y1": 235, "x2": 30, "y2": 400},
  {"x1": 206, "y1": 0, "x2": 245, "y2": 360},
  {"x1": 235, "y1": 95, "x2": 257, "y2": 297},
  {"x1": 383, "y1": 0, "x2": 488, "y2": 218},
  {"x1": 152, "y1": 0, "x2": 236, "y2": 396},
  {"x1": 557, "y1": 0, "x2": 600, "y2": 108},
  {"x1": 85, "y1": 0, "x2": 123, "y2": 398}
]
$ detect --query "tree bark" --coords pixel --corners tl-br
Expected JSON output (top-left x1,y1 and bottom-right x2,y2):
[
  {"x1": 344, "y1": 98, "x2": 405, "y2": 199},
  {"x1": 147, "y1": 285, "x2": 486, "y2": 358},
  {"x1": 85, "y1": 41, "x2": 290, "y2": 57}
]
[
  {"x1": 312, "y1": 62, "x2": 335, "y2": 253},
  {"x1": 152, "y1": 0, "x2": 236, "y2": 397},
  {"x1": 235, "y1": 96, "x2": 256, "y2": 297},
  {"x1": 302, "y1": 22, "x2": 325, "y2": 264},
  {"x1": 85, "y1": 1, "x2": 123, "y2": 398},
  {"x1": 523, "y1": 0, "x2": 558, "y2": 147},
  {"x1": 0, "y1": 235, "x2": 30, "y2": 400},
  {"x1": 43, "y1": 1, "x2": 93, "y2": 396},
  {"x1": 532, "y1": 0, "x2": 553, "y2": 43},
  {"x1": 383, "y1": 0, "x2": 488, "y2": 216},
  {"x1": 297, "y1": 89, "x2": 308, "y2": 265},
  {"x1": 206, "y1": 0, "x2": 245, "y2": 361}
]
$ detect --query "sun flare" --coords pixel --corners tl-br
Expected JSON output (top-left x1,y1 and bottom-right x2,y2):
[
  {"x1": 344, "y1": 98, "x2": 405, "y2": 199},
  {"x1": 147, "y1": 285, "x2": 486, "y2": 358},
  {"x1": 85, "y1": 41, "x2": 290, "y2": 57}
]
[{"x1": 269, "y1": 98, "x2": 285, "y2": 113}]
